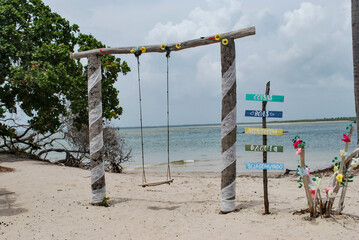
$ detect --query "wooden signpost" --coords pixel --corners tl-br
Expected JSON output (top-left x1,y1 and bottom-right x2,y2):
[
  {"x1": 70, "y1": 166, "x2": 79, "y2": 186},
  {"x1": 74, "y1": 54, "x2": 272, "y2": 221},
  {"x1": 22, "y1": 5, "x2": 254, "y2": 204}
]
[
  {"x1": 245, "y1": 144, "x2": 283, "y2": 152},
  {"x1": 244, "y1": 128, "x2": 283, "y2": 136},
  {"x1": 244, "y1": 81, "x2": 284, "y2": 214},
  {"x1": 245, "y1": 110, "x2": 283, "y2": 118},
  {"x1": 245, "y1": 162, "x2": 284, "y2": 170},
  {"x1": 245, "y1": 94, "x2": 284, "y2": 102}
]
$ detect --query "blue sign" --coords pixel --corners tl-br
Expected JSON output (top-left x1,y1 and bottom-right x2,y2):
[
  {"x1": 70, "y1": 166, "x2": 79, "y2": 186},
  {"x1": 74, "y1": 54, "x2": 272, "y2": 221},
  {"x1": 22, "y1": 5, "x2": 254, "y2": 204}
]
[
  {"x1": 245, "y1": 110, "x2": 283, "y2": 118},
  {"x1": 245, "y1": 162, "x2": 284, "y2": 170}
]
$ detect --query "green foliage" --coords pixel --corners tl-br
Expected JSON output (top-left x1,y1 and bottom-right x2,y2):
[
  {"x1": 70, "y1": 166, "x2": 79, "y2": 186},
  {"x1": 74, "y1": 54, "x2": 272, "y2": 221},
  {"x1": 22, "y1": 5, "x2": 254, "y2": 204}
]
[
  {"x1": 0, "y1": 0, "x2": 130, "y2": 134},
  {"x1": 100, "y1": 195, "x2": 110, "y2": 207}
]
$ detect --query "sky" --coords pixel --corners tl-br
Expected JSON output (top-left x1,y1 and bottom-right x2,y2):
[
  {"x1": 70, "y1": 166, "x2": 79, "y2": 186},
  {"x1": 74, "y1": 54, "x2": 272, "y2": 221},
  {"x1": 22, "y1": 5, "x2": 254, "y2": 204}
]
[{"x1": 42, "y1": 0, "x2": 354, "y2": 128}]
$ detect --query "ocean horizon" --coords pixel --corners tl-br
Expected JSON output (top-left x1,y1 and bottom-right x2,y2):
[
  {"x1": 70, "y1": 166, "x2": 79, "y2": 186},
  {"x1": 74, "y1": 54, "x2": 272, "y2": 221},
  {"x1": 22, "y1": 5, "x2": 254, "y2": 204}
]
[{"x1": 120, "y1": 120, "x2": 357, "y2": 173}]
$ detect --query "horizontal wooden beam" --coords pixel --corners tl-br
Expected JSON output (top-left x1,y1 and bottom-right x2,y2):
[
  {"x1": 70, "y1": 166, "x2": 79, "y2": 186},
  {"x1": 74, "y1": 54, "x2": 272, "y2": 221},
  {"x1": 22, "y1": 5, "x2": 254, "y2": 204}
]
[{"x1": 70, "y1": 26, "x2": 255, "y2": 59}]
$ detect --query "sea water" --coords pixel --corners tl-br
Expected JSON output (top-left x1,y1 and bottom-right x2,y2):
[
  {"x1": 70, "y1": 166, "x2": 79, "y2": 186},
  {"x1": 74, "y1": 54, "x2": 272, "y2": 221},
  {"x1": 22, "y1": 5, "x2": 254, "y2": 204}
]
[{"x1": 120, "y1": 121, "x2": 357, "y2": 173}]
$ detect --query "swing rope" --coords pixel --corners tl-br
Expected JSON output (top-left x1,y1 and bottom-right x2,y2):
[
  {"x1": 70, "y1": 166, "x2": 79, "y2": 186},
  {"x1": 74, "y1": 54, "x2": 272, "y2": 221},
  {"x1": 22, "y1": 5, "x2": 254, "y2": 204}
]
[
  {"x1": 165, "y1": 47, "x2": 172, "y2": 182},
  {"x1": 134, "y1": 50, "x2": 146, "y2": 184},
  {"x1": 134, "y1": 48, "x2": 173, "y2": 187}
]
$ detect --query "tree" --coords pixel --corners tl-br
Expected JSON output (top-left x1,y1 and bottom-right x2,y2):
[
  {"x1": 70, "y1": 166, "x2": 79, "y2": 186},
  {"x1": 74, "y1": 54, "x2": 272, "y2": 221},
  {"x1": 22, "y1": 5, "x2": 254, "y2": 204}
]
[
  {"x1": 352, "y1": 0, "x2": 359, "y2": 144},
  {"x1": 64, "y1": 119, "x2": 132, "y2": 173},
  {"x1": 0, "y1": 0, "x2": 130, "y2": 159}
]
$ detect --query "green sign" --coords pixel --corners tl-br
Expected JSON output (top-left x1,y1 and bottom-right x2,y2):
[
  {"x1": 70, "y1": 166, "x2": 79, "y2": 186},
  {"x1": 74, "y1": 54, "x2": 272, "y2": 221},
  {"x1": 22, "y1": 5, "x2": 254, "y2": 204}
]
[
  {"x1": 246, "y1": 94, "x2": 284, "y2": 102},
  {"x1": 245, "y1": 144, "x2": 283, "y2": 152}
]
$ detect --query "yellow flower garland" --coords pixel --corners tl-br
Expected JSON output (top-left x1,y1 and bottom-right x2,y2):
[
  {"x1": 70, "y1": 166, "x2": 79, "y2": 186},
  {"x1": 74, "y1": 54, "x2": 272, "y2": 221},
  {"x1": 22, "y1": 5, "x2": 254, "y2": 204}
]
[
  {"x1": 141, "y1": 46, "x2": 146, "y2": 53},
  {"x1": 176, "y1": 43, "x2": 181, "y2": 49},
  {"x1": 215, "y1": 34, "x2": 221, "y2": 41},
  {"x1": 222, "y1": 39, "x2": 228, "y2": 45},
  {"x1": 336, "y1": 174, "x2": 343, "y2": 183},
  {"x1": 130, "y1": 49, "x2": 135, "y2": 53},
  {"x1": 161, "y1": 44, "x2": 166, "y2": 50}
]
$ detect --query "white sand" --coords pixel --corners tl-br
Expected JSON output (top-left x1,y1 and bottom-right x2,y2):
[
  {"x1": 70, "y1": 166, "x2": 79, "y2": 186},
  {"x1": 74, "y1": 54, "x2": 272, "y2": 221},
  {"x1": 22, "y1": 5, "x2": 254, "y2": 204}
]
[{"x1": 1, "y1": 155, "x2": 359, "y2": 240}]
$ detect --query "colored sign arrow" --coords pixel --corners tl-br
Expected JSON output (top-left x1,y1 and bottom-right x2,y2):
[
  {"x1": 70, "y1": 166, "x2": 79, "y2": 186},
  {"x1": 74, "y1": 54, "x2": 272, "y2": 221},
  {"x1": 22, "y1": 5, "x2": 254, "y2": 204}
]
[
  {"x1": 245, "y1": 144, "x2": 283, "y2": 152},
  {"x1": 245, "y1": 127, "x2": 283, "y2": 136},
  {"x1": 245, "y1": 110, "x2": 283, "y2": 118},
  {"x1": 246, "y1": 94, "x2": 284, "y2": 102},
  {"x1": 245, "y1": 162, "x2": 284, "y2": 170}
]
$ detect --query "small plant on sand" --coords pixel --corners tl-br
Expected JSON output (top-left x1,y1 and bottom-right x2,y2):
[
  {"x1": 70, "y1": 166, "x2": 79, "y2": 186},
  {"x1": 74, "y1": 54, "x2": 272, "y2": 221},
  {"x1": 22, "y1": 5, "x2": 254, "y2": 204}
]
[{"x1": 98, "y1": 196, "x2": 110, "y2": 207}]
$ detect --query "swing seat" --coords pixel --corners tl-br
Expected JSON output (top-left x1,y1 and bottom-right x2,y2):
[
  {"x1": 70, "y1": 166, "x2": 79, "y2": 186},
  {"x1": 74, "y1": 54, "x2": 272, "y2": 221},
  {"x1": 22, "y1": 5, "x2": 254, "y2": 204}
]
[{"x1": 140, "y1": 179, "x2": 174, "y2": 188}]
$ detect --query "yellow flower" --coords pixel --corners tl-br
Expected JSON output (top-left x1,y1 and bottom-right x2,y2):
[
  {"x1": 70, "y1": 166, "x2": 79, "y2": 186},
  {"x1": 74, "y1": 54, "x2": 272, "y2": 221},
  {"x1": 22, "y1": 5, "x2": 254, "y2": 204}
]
[
  {"x1": 215, "y1": 34, "x2": 221, "y2": 41},
  {"x1": 141, "y1": 46, "x2": 146, "y2": 53},
  {"x1": 161, "y1": 44, "x2": 166, "y2": 50},
  {"x1": 336, "y1": 174, "x2": 344, "y2": 183},
  {"x1": 176, "y1": 43, "x2": 181, "y2": 49},
  {"x1": 333, "y1": 165, "x2": 339, "y2": 172},
  {"x1": 130, "y1": 49, "x2": 135, "y2": 53},
  {"x1": 222, "y1": 38, "x2": 228, "y2": 45}
]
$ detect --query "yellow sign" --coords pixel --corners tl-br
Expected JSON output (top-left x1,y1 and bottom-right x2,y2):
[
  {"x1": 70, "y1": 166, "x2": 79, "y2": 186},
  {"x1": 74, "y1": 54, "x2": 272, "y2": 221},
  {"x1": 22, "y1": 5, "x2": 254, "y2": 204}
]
[{"x1": 244, "y1": 128, "x2": 283, "y2": 136}]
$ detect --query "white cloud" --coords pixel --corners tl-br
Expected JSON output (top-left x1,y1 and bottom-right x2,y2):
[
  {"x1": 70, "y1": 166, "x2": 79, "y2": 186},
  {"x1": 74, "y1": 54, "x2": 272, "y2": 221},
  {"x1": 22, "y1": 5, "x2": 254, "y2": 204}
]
[
  {"x1": 146, "y1": 0, "x2": 243, "y2": 43},
  {"x1": 41, "y1": 0, "x2": 355, "y2": 126},
  {"x1": 194, "y1": 54, "x2": 221, "y2": 98},
  {"x1": 279, "y1": 2, "x2": 325, "y2": 37}
]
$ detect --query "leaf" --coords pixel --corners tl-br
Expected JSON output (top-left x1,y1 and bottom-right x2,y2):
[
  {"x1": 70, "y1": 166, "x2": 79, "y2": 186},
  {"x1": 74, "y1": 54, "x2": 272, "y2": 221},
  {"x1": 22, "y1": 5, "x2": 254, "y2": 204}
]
[{"x1": 349, "y1": 176, "x2": 354, "y2": 179}]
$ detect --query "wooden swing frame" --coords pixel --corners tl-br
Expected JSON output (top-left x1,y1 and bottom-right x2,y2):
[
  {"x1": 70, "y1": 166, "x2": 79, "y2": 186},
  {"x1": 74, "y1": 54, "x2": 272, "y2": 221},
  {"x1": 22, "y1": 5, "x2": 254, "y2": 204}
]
[{"x1": 70, "y1": 26, "x2": 255, "y2": 208}]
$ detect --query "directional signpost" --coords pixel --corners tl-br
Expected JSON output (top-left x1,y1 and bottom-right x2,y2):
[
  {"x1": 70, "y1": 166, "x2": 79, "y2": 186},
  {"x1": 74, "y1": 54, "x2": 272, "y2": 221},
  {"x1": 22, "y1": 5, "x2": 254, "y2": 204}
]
[
  {"x1": 245, "y1": 162, "x2": 284, "y2": 170},
  {"x1": 245, "y1": 144, "x2": 283, "y2": 152},
  {"x1": 245, "y1": 110, "x2": 283, "y2": 118},
  {"x1": 245, "y1": 94, "x2": 284, "y2": 102},
  {"x1": 244, "y1": 127, "x2": 283, "y2": 136},
  {"x1": 244, "y1": 81, "x2": 284, "y2": 214}
]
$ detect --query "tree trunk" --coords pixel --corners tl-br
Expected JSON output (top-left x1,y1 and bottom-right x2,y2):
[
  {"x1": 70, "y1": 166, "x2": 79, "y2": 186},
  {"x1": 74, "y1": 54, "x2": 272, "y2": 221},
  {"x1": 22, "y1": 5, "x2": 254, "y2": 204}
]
[
  {"x1": 220, "y1": 38, "x2": 237, "y2": 213},
  {"x1": 352, "y1": 0, "x2": 359, "y2": 144},
  {"x1": 87, "y1": 54, "x2": 106, "y2": 204}
]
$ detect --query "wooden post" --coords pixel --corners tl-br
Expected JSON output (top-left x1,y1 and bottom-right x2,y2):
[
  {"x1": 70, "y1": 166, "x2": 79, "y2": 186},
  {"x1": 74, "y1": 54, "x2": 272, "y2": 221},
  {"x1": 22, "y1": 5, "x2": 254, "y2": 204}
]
[
  {"x1": 87, "y1": 54, "x2": 106, "y2": 204},
  {"x1": 220, "y1": 38, "x2": 237, "y2": 213},
  {"x1": 336, "y1": 126, "x2": 353, "y2": 214},
  {"x1": 300, "y1": 148, "x2": 314, "y2": 217},
  {"x1": 324, "y1": 126, "x2": 353, "y2": 216},
  {"x1": 262, "y1": 81, "x2": 270, "y2": 214}
]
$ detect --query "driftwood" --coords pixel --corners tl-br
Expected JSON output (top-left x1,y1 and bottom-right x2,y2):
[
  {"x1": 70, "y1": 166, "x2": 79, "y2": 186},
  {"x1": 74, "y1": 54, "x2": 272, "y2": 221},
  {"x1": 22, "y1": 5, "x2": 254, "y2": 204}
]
[
  {"x1": 296, "y1": 125, "x2": 358, "y2": 218},
  {"x1": 324, "y1": 126, "x2": 354, "y2": 217},
  {"x1": 299, "y1": 148, "x2": 315, "y2": 217},
  {"x1": 70, "y1": 27, "x2": 255, "y2": 59}
]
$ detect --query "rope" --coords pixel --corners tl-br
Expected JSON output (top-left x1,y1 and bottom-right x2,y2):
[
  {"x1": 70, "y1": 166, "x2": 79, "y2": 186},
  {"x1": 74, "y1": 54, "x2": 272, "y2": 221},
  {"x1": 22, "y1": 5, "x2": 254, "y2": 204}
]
[
  {"x1": 134, "y1": 47, "x2": 173, "y2": 186},
  {"x1": 135, "y1": 50, "x2": 146, "y2": 184},
  {"x1": 166, "y1": 46, "x2": 172, "y2": 181}
]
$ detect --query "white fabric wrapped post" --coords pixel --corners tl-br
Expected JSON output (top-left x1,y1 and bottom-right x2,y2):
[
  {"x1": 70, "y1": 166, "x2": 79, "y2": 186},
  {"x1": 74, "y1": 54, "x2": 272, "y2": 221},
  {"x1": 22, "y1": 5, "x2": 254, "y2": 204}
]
[
  {"x1": 220, "y1": 38, "x2": 237, "y2": 213},
  {"x1": 87, "y1": 54, "x2": 106, "y2": 204}
]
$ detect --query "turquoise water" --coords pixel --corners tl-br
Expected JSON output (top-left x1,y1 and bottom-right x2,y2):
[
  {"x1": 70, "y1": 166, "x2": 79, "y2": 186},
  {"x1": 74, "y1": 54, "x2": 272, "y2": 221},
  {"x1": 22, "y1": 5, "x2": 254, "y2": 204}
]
[{"x1": 120, "y1": 121, "x2": 357, "y2": 173}]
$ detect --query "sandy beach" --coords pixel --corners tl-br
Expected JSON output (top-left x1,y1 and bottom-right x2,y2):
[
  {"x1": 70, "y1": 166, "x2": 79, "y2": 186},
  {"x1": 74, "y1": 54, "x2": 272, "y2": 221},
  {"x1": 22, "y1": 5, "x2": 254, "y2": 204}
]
[{"x1": 1, "y1": 154, "x2": 359, "y2": 240}]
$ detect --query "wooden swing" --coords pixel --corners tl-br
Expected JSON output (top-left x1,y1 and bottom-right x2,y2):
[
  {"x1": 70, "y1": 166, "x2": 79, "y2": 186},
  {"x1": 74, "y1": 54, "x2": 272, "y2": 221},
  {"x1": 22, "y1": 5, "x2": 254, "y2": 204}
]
[{"x1": 134, "y1": 48, "x2": 174, "y2": 187}]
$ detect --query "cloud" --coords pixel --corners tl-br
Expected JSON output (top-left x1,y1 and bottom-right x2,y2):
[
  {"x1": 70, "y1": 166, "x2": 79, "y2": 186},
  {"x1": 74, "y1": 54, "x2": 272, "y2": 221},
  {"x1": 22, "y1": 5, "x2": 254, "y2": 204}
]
[
  {"x1": 41, "y1": 0, "x2": 355, "y2": 126},
  {"x1": 146, "y1": 0, "x2": 244, "y2": 43},
  {"x1": 279, "y1": 2, "x2": 325, "y2": 37}
]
